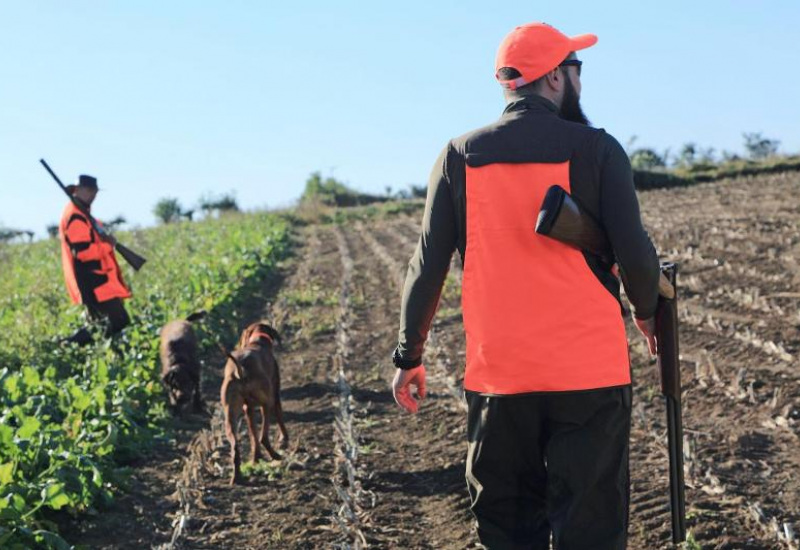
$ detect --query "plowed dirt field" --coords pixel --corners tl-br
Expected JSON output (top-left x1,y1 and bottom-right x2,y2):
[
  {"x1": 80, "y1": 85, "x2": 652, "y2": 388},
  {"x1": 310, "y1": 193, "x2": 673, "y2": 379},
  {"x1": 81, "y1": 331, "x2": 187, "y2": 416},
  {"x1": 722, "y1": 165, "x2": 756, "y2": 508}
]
[{"x1": 67, "y1": 171, "x2": 800, "y2": 549}]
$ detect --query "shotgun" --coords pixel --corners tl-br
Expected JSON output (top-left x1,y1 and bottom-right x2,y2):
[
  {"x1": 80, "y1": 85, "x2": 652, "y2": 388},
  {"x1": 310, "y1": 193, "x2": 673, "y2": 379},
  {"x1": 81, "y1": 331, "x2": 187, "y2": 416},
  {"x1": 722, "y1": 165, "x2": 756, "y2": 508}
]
[
  {"x1": 656, "y1": 262, "x2": 686, "y2": 543},
  {"x1": 40, "y1": 159, "x2": 147, "y2": 271},
  {"x1": 535, "y1": 185, "x2": 686, "y2": 543}
]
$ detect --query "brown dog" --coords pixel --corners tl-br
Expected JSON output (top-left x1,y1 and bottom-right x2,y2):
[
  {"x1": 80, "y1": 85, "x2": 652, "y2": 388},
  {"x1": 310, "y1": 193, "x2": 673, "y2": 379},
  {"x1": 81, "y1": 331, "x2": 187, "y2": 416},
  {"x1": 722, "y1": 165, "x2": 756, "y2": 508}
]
[
  {"x1": 160, "y1": 311, "x2": 206, "y2": 414},
  {"x1": 221, "y1": 321, "x2": 289, "y2": 484}
]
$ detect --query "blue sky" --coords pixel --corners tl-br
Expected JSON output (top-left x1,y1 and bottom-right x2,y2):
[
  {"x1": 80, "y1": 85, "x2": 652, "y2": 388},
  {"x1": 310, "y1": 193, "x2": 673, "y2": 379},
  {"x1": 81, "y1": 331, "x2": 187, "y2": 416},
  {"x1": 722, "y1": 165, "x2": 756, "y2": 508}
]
[{"x1": 2, "y1": 1, "x2": 798, "y2": 236}]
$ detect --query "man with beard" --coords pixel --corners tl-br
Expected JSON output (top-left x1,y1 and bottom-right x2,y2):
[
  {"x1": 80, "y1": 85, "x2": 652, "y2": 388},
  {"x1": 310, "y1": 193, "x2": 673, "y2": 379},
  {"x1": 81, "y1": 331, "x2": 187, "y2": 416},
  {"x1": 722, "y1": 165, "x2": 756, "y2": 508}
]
[{"x1": 391, "y1": 22, "x2": 660, "y2": 549}]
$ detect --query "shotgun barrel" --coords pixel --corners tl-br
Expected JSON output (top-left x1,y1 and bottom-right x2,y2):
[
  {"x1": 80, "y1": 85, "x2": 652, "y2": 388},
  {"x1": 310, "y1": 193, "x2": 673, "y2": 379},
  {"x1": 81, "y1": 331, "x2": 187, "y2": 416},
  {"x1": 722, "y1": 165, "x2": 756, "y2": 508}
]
[{"x1": 656, "y1": 263, "x2": 686, "y2": 543}]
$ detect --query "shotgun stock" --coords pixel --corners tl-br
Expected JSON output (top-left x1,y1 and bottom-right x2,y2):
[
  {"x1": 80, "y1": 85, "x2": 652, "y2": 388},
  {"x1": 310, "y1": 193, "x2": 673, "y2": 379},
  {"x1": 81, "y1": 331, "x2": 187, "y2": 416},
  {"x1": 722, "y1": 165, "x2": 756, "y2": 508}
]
[
  {"x1": 536, "y1": 185, "x2": 686, "y2": 543},
  {"x1": 114, "y1": 242, "x2": 147, "y2": 271},
  {"x1": 40, "y1": 159, "x2": 147, "y2": 271},
  {"x1": 535, "y1": 185, "x2": 674, "y2": 297}
]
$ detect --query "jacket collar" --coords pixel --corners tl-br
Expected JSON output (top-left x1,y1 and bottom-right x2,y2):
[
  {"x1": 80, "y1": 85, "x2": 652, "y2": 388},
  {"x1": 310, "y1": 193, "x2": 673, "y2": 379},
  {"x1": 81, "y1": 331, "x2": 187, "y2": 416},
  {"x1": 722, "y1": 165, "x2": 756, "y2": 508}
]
[
  {"x1": 71, "y1": 197, "x2": 92, "y2": 212},
  {"x1": 503, "y1": 94, "x2": 559, "y2": 116}
]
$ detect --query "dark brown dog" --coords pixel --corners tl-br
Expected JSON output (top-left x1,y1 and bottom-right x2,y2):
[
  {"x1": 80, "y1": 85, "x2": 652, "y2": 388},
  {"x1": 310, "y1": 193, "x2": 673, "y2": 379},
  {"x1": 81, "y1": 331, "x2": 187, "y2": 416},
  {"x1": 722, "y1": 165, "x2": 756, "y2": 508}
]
[
  {"x1": 160, "y1": 311, "x2": 206, "y2": 414},
  {"x1": 221, "y1": 321, "x2": 289, "y2": 485}
]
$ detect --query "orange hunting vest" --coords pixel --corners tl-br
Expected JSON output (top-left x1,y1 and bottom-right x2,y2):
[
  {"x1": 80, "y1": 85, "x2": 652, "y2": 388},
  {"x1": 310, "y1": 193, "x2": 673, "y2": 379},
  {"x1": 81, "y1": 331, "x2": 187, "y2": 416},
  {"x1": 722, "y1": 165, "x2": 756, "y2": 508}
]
[
  {"x1": 462, "y1": 161, "x2": 630, "y2": 394},
  {"x1": 59, "y1": 201, "x2": 131, "y2": 305}
]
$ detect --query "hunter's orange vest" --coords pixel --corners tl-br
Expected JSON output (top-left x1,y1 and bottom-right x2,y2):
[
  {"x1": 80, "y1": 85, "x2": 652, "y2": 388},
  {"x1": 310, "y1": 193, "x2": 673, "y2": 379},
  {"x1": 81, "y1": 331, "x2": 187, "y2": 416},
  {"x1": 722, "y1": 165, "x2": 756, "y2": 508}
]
[
  {"x1": 462, "y1": 161, "x2": 630, "y2": 394},
  {"x1": 59, "y1": 201, "x2": 131, "y2": 305}
]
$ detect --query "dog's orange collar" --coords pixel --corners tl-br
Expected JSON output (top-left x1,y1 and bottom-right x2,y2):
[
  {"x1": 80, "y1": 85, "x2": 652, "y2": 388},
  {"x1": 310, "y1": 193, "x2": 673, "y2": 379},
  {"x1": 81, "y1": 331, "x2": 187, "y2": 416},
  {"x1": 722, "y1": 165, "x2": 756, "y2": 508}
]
[{"x1": 248, "y1": 331, "x2": 274, "y2": 346}]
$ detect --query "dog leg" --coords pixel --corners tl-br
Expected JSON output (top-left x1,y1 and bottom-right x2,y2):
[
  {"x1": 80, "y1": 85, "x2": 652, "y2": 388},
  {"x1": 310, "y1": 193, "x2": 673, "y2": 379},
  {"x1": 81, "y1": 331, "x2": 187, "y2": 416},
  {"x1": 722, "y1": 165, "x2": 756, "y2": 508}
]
[
  {"x1": 224, "y1": 400, "x2": 242, "y2": 485},
  {"x1": 275, "y1": 396, "x2": 289, "y2": 449},
  {"x1": 244, "y1": 403, "x2": 263, "y2": 464},
  {"x1": 192, "y1": 376, "x2": 205, "y2": 413},
  {"x1": 260, "y1": 405, "x2": 282, "y2": 461}
]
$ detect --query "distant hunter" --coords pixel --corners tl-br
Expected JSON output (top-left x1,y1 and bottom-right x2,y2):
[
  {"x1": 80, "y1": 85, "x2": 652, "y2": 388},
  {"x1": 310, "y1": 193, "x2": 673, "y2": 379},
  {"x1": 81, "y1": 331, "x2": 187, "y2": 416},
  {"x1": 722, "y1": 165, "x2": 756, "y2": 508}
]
[{"x1": 59, "y1": 174, "x2": 132, "y2": 345}]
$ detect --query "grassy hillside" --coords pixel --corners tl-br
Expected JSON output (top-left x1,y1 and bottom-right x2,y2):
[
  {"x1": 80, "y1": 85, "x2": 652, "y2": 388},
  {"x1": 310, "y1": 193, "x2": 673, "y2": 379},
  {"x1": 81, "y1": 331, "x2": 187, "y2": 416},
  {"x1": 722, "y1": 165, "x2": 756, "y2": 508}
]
[{"x1": 634, "y1": 154, "x2": 800, "y2": 190}]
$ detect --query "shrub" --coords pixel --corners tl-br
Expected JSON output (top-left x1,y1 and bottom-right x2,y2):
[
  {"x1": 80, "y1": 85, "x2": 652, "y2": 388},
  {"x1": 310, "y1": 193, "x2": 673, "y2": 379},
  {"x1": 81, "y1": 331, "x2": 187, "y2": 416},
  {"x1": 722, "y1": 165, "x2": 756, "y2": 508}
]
[
  {"x1": 153, "y1": 198, "x2": 183, "y2": 224},
  {"x1": 300, "y1": 172, "x2": 384, "y2": 207},
  {"x1": 630, "y1": 148, "x2": 666, "y2": 170},
  {"x1": 199, "y1": 193, "x2": 239, "y2": 217},
  {"x1": 743, "y1": 132, "x2": 780, "y2": 160}
]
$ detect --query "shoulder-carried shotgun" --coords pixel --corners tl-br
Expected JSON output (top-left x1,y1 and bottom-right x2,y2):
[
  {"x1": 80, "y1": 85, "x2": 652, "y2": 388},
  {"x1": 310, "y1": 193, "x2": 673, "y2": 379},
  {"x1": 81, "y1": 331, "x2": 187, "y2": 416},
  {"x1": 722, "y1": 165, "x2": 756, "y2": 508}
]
[
  {"x1": 535, "y1": 184, "x2": 686, "y2": 543},
  {"x1": 41, "y1": 159, "x2": 146, "y2": 271}
]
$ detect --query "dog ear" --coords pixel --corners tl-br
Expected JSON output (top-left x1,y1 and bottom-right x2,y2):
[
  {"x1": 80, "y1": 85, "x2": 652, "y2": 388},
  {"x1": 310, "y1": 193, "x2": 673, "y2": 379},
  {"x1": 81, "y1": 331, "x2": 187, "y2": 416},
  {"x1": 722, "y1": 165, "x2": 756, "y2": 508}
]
[
  {"x1": 260, "y1": 324, "x2": 283, "y2": 348},
  {"x1": 237, "y1": 325, "x2": 254, "y2": 349},
  {"x1": 186, "y1": 310, "x2": 207, "y2": 323}
]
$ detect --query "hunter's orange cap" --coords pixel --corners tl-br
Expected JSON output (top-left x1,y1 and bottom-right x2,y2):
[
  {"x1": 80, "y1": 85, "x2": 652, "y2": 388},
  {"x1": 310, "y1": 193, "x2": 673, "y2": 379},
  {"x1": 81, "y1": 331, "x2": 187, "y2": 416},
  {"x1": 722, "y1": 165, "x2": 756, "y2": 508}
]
[{"x1": 496, "y1": 22, "x2": 597, "y2": 90}]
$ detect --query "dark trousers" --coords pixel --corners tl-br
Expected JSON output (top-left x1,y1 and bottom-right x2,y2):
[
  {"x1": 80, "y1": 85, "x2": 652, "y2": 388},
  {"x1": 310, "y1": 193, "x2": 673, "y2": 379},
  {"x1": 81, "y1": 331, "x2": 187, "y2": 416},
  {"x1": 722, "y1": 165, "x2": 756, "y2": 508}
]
[
  {"x1": 465, "y1": 385, "x2": 632, "y2": 550},
  {"x1": 87, "y1": 298, "x2": 131, "y2": 336},
  {"x1": 66, "y1": 298, "x2": 131, "y2": 345}
]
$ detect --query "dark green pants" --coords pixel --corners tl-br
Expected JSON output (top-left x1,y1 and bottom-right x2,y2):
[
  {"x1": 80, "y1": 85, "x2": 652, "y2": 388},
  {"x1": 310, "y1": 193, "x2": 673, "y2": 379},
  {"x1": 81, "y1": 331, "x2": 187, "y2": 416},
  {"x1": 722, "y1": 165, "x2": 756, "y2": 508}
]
[{"x1": 466, "y1": 386, "x2": 632, "y2": 550}]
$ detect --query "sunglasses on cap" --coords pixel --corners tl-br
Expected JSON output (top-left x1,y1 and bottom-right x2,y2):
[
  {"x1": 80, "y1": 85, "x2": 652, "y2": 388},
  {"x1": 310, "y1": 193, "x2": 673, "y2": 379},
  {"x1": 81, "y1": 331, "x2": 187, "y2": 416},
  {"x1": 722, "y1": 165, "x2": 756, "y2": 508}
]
[{"x1": 559, "y1": 59, "x2": 583, "y2": 76}]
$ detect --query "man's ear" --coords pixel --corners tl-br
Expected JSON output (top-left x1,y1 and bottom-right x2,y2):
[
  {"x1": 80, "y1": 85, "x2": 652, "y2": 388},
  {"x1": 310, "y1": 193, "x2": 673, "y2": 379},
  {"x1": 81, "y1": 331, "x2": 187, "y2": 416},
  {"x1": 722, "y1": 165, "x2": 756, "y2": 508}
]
[{"x1": 545, "y1": 67, "x2": 561, "y2": 90}]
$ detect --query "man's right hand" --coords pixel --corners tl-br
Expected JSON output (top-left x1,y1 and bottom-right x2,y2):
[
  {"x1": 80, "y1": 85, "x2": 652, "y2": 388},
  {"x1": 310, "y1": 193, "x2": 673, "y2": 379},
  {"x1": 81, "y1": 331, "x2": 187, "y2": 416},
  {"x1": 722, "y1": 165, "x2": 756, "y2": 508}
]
[
  {"x1": 392, "y1": 365, "x2": 427, "y2": 414},
  {"x1": 635, "y1": 316, "x2": 657, "y2": 356}
]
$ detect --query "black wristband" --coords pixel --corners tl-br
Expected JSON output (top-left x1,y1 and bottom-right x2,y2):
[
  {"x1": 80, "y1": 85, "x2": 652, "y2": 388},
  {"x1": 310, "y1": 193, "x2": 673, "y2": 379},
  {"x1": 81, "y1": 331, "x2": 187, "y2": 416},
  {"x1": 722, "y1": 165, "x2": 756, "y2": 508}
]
[{"x1": 392, "y1": 347, "x2": 422, "y2": 370}]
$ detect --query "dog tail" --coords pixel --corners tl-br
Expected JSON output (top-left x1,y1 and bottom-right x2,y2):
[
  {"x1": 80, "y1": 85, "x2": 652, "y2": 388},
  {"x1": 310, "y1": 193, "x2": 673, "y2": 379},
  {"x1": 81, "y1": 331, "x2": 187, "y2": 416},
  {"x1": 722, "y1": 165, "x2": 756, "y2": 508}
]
[
  {"x1": 217, "y1": 342, "x2": 246, "y2": 380},
  {"x1": 186, "y1": 310, "x2": 208, "y2": 323}
]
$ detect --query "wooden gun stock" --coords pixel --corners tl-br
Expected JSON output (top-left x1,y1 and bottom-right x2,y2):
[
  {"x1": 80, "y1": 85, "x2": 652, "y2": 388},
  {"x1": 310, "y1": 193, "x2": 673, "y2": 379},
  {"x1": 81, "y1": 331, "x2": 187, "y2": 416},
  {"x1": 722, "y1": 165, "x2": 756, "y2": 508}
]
[
  {"x1": 535, "y1": 185, "x2": 674, "y2": 298},
  {"x1": 115, "y1": 242, "x2": 147, "y2": 271}
]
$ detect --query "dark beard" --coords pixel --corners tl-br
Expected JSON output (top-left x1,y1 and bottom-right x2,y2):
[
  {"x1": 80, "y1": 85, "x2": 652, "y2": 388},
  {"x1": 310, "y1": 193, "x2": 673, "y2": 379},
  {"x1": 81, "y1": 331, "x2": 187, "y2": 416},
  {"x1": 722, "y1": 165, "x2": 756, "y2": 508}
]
[{"x1": 559, "y1": 76, "x2": 590, "y2": 126}]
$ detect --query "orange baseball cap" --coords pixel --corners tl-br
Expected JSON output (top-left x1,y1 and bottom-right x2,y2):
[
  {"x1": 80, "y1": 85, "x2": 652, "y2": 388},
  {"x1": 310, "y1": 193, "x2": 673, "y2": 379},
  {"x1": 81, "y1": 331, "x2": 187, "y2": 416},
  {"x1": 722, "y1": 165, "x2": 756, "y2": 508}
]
[{"x1": 496, "y1": 22, "x2": 597, "y2": 90}]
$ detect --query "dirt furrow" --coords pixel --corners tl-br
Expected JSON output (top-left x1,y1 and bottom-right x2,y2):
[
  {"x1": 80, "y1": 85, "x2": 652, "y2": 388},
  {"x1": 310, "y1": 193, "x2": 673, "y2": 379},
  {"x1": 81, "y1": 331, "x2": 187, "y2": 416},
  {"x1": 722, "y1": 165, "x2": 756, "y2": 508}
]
[
  {"x1": 635, "y1": 175, "x2": 800, "y2": 549},
  {"x1": 392, "y1": 215, "x2": 465, "y2": 285},
  {"x1": 371, "y1": 219, "x2": 466, "y2": 382},
  {"x1": 358, "y1": 222, "x2": 466, "y2": 407},
  {"x1": 329, "y1": 224, "x2": 372, "y2": 549},
  {"x1": 390, "y1": 208, "x2": 797, "y2": 548},
  {"x1": 385, "y1": 214, "x2": 793, "y2": 549},
  {"x1": 335, "y1": 223, "x2": 476, "y2": 549},
  {"x1": 175, "y1": 226, "x2": 345, "y2": 549}
]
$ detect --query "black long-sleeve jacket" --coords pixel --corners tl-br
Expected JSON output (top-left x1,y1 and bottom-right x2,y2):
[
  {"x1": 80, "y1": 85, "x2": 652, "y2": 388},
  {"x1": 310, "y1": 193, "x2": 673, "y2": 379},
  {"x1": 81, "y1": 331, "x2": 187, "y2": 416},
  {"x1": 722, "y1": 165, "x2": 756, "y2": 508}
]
[{"x1": 395, "y1": 94, "x2": 660, "y2": 370}]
